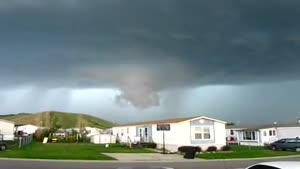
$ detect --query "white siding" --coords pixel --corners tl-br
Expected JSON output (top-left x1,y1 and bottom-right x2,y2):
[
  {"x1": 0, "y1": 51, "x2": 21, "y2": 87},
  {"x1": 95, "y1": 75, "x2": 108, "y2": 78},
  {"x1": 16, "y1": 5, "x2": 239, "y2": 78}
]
[
  {"x1": 16, "y1": 125, "x2": 38, "y2": 134},
  {"x1": 214, "y1": 121, "x2": 226, "y2": 146},
  {"x1": 151, "y1": 122, "x2": 190, "y2": 151},
  {"x1": 0, "y1": 120, "x2": 14, "y2": 140},
  {"x1": 152, "y1": 122, "x2": 190, "y2": 145},
  {"x1": 90, "y1": 134, "x2": 116, "y2": 144},
  {"x1": 152, "y1": 119, "x2": 226, "y2": 151},
  {"x1": 112, "y1": 126, "x2": 138, "y2": 143},
  {"x1": 259, "y1": 128, "x2": 277, "y2": 144},
  {"x1": 277, "y1": 127, "x2": 300, "y2": 139},
  {"x1": 239, "y1": 141, "x2": 261, "y2": 146}
]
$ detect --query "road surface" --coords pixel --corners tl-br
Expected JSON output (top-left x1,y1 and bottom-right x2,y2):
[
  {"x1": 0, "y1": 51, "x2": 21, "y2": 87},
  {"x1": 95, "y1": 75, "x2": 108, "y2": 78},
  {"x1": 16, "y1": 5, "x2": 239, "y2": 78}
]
[{"x1": 0, "y1": 157, "x2": 300, "y2": 169}]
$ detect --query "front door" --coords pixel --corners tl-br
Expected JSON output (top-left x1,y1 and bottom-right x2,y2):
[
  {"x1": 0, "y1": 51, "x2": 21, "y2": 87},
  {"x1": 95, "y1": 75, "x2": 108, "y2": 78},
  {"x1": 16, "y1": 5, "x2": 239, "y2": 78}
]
[{"x1": 139, "y1": 128, "x2": 149, "y2": 142}]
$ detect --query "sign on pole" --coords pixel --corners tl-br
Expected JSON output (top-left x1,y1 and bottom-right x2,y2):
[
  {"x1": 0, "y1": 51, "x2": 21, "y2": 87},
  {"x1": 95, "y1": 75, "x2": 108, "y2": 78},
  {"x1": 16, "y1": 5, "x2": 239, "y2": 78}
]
[
  {"x1": 157, "y1": 124, "x2": 170, "y2": 131},
  {"x1": 157, "y1": 124, "x2": 170, "y2": 154}
]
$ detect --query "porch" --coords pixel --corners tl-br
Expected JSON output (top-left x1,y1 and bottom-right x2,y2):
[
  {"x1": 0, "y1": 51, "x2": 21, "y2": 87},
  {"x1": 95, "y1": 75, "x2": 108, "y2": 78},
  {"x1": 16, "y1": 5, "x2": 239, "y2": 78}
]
[{"x1": 237, "y1": 129, "x2": 263, "y2": 146}]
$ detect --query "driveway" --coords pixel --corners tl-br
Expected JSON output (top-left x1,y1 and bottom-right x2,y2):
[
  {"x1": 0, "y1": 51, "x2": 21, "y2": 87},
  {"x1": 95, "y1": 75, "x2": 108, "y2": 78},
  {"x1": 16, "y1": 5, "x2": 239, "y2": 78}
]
[{"x1": 102, "y1": 153, "x2": 203, "y2": 162}]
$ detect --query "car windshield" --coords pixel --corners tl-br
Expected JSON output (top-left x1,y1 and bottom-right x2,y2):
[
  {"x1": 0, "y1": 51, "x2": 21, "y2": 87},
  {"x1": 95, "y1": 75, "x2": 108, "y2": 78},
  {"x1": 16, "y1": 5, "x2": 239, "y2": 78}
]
[{"x1": 1, "y1": 1, "x2": 300, "y2": 169}]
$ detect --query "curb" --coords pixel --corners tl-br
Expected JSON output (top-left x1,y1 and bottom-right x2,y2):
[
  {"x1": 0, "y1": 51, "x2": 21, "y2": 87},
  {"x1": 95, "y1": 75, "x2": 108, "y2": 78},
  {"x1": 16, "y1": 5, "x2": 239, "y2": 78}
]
[
  {"x1": 0, "y1": 155, "x2": 300, "y2": 163},
  {"x1": 198, "y1": 155, "x2": 300, "y2": 161}
]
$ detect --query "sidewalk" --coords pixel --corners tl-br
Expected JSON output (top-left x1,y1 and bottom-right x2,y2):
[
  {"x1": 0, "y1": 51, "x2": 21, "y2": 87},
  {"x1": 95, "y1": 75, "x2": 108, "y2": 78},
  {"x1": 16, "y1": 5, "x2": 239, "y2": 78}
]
[{"x1": 102, "y1": 153, "x2": 204, "y2": 162}]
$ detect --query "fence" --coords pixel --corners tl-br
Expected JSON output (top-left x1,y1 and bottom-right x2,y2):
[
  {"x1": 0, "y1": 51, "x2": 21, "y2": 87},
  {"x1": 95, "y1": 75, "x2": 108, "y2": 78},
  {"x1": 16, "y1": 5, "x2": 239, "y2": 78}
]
[{"x1": 18, "y1": 134, "x2": 33, "y2": 148}]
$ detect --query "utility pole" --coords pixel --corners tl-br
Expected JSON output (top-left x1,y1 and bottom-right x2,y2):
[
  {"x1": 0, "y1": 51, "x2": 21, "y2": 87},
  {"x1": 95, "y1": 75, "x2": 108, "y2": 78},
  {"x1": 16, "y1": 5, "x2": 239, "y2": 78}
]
[{"x1": 163, "y1": 131, "x2": 165, "y2": 154}]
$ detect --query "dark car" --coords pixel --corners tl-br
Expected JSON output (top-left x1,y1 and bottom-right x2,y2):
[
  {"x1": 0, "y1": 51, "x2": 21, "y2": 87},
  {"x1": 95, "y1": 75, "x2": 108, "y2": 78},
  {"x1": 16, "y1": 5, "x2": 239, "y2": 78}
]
[{"x1": 270, "y1": 138, "x2": 300, "y2": 152}]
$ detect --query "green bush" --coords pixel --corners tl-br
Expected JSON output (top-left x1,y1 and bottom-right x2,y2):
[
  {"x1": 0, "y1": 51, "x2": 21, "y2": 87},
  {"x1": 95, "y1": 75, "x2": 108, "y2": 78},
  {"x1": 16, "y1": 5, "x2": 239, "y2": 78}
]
[
  {"x1": 221, "y1": 145, "x2": 231, "y2": 151},
  {"x1": 206, "y1": 146, "x2": 217, "y2": 152}
]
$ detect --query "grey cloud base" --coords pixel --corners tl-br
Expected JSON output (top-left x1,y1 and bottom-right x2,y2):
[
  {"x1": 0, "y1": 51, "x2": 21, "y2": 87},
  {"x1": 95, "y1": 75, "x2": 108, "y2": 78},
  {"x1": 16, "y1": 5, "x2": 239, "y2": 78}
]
[{"x1": 1, "y1": 0, "x2": 300, "y2": 108}]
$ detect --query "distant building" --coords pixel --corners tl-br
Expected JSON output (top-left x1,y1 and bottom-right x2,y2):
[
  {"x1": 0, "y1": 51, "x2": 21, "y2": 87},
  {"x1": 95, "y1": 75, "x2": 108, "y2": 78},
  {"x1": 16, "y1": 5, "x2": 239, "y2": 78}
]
[
  {"x1": 0, "y1": 119, "x2": 15, "y2": 140},
  {"x1": 15, "y1": 124, "x2": 39, "y2": 135},
  {"x1": 226, "y1": 121, "x2": 300, "y2": 146}
]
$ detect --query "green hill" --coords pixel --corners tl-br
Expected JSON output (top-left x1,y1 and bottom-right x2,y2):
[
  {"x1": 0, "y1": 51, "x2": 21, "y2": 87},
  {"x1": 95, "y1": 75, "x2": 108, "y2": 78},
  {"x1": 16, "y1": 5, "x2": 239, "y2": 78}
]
[{"x1": 0, "y1": 111, "x2": 114, "y2": 129}]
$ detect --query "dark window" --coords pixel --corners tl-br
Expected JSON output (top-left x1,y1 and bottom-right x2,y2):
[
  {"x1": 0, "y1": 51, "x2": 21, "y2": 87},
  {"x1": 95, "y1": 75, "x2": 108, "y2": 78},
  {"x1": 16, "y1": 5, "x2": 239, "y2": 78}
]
[
  {"x1": 230, "y1": 130, "x2": 234, "y2": 135},
  {"x1": 252, "y1": 132, "x2": 256, "y2": 140},
  {"x1": 269, "y1": 130, "x2": 272, "y2": 136},
  {"x1": 145, "y1": 128, "x2": 148, "y2": 136},
  {"x1": 278, "y1": 139, "x2": 286, "y2": 143},
  {"x1": 272, "y1": 130, "x2": 276, "y2": 136},
  {"x1": 248, "y1": 165, "x2": 280, "y2": 169}
]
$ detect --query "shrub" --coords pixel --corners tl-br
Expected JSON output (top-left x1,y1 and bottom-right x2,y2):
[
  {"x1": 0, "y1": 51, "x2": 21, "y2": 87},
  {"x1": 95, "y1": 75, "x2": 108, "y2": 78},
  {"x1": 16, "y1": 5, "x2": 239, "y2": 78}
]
[
  {"x1": 194, "y1": 146, "x2": 202, "y2": 152},
  {"x1": 206, "y1": 146, "x2": 217, "y2": 152},
  {"x1": 141, "y1": 143, "x2": 157, "y2": 148},
  {"x1": 34, "y1": 129, "x2": 44, "y2": 142},
  {"x1": 81, "y1": 136, "x2": 90, "y2": 143},
  {"x1": 221, "y1": 145, "x2": 231, "y2": 151},
  {"x1": 34, "y1": 128, "x2": 50, "y2": 142}
]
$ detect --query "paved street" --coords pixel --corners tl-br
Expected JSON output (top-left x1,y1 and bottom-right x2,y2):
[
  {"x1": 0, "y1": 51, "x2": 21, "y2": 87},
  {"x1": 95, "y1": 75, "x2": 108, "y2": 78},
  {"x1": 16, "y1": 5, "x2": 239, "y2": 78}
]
[{"x1": 0, "y1": 157, "x2": 300, "y2": 169}]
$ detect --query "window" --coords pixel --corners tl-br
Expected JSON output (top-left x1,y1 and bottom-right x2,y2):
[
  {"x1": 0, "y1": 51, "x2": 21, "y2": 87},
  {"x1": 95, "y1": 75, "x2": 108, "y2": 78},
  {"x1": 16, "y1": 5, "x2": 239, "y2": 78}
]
[
  {"x1": 203, "y1": 127, "x2": 211, "y2": 139},
  {"x1": 230, "y1": 130, "x2": 234, "y2": 135},
  {"x1": 287, "y1": 139, "x2": 297, "y2": 143},
  {"x1": 269, "y1": 130, "x2": 276, "y2": 136},
  {"x1": 243, "y1": 131, "x2": 256, "y2": 140},
  {"x1": 275, "y1": 139, "x2": 286, "y2": 143},
  {"x1": 127, "y1": 127, "x2": 129, "y2": 134},
  {"x1": 195, "y1": 127, "x2": 202, "y2": 139},
  {"x1": 145, "y1": 127, "x2": 148, "y2": 136},
  {"x1": 263, "y1": 131, "x2": 267, "y2": 136},
  {"x1": 194, "y1": 126, "x2": 211, "y2": 140},
  {"x1": 121, "y1": 129, "x2": 124, "y2": 136}
]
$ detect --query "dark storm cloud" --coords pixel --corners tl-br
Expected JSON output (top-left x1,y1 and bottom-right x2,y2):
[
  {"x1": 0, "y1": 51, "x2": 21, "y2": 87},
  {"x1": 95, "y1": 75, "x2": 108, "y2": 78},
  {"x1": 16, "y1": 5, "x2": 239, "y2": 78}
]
[{"x1": 1, "y1": 0, "x2": 300, "y2": 108}]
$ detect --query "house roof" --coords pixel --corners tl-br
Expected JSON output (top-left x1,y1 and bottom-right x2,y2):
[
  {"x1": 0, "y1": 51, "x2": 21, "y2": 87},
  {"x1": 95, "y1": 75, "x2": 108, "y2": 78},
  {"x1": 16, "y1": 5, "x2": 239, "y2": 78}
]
[
  {"x1": 116, "y1": 116, "x2": 226, "y2": 127},
  {"x1": 226, "y1": 122, "x2": 300, "y2": 130},
  {"x1": 0, "y1": 119, "x2": 15, "y2": 124}
]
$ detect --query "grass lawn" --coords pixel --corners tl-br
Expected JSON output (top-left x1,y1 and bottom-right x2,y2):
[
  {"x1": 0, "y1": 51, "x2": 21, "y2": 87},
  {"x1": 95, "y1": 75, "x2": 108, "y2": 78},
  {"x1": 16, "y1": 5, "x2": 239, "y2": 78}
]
[
  {"x1": 0, "y1": 142, "x2": 154, "y2": 160},
  {"x1": 196, "y1": 145, "x2": 299, "y2": 159}
]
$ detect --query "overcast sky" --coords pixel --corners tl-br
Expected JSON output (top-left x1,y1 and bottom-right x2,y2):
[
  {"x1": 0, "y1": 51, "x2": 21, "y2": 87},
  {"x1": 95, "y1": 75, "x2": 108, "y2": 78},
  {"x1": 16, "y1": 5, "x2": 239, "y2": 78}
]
[{"x1": 1, "y1": 0, "x2": 300, "y2": 124}]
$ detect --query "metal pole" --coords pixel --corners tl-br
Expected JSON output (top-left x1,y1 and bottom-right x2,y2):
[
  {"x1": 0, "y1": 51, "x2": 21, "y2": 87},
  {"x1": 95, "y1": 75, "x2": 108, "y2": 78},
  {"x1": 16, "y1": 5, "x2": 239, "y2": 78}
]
[{"x1": 163, "y1": 131, "x2": 165, "y2": 154}]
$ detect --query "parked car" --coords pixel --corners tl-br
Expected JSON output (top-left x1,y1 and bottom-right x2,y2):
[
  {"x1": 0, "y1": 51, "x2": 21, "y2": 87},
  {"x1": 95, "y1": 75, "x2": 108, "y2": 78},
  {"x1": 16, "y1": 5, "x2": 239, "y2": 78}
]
[
  {"x1": 245, "y1": 161, "x2": 300, "y2": 169},
  {"x1": 270, "y1": 138, "x2": 300, "y2": 152}
]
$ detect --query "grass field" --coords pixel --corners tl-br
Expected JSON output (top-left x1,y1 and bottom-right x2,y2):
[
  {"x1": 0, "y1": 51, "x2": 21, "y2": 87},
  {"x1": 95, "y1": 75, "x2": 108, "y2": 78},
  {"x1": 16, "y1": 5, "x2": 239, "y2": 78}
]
[
  {"x1": 196, "y1": 145, "x2": 299, "y2": 159},
  {"x1": 0, "y1": 142, "x2": 154, "y2": 160}
]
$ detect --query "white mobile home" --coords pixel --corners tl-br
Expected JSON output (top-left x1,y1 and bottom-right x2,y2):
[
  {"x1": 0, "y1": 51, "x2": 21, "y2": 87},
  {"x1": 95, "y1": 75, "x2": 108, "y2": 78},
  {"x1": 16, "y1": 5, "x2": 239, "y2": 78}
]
[
  {"x1": 15, "y1": 124, "x2": 39, "y2": 134},
  {"x1": 0, "y1": 119, "x2": 15, "y2": 140},
  {"x1": 90, "y1": 134, "x2": 116, "y2": 144},
  {"x1": 112, "y1": 116, "x2": 226, "y2": 152},
  {"x1": 226, "y1": 121, "x2": 300, "y2": 146}
]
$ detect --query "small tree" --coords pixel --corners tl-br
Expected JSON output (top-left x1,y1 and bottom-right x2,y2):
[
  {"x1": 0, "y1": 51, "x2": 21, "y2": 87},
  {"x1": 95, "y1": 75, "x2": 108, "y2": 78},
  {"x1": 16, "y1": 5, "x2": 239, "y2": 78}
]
[
  {"x1": 34, "y1": 129, "x2": 44, "y2": 142},
  {"x1": 34, "y1": 128, "x2": 50, "y2": 142}
]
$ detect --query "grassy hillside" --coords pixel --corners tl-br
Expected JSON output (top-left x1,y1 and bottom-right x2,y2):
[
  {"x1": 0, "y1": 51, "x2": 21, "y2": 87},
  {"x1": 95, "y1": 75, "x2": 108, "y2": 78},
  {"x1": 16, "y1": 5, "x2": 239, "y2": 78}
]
[{"x1": 0, "y1": 111, "x2": 114, "y2": 129}]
